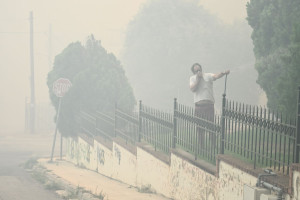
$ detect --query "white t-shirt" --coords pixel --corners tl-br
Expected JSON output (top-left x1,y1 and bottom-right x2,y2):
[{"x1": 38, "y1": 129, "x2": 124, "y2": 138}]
[{"x1": 190, "y1": 73, "x2": 215, "y2": 103}]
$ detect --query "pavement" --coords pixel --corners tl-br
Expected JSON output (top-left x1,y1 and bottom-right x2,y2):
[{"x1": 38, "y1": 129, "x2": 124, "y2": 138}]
[
  {"x1": 37, "y1": 158, "x2": 170, "y2": 200},
  {"x1": 0, "y1": 131, "x2": 64, "y2": 200}
]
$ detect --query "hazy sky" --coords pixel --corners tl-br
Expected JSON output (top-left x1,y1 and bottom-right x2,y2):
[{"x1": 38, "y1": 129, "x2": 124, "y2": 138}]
[{"x1": 0, "y1": 0, "x2": 249, "y2": 131}]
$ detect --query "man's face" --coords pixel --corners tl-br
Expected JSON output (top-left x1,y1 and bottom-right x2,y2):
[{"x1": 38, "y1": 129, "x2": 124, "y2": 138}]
[{"x1": 193, "y1": 65, "x2": 202, "y2": 76}]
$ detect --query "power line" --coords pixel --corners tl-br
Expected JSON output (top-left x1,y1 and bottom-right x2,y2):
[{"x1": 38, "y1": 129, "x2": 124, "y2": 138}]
[{"x1": 0, "y1": 31, "x2": 48, "y2": 34}]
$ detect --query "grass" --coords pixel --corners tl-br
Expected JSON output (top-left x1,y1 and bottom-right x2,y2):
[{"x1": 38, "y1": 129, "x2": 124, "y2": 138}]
[
  {"x1": 22, "y1": 157, "x2": 38, "y2": 169},
  {"x1": 93, "y1": 190, "x2": 106, "y2": 200},
  {"x1": 23, "y1": 158, "x2": 107, "y2": 199},
  {"x1": 173, "y1": 127, "x2": 293, "y2": 176},
  {"x1": 138, "y1": 184, "x2": 156, "y2": 194},
  {"x1": 45, "y1": 181, "x2": 64, "y2": 190},
  {"x1": 31, "y1": 170, "x2": 64, "y2": 190},
  {"x1": 31, "y1": 170, "x2": 47, "y2": 184}
]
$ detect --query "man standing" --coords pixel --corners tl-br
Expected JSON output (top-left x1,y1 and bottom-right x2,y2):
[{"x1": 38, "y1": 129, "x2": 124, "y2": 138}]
[{"x1": 189, "y1": 63, "x2": 230, "y2": 120}]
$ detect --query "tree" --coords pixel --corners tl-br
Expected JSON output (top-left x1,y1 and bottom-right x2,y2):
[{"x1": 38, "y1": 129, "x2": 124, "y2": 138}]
[
  {"x1": 247, "y1": 0, "x2": 300, "y2": 115},
  {"x1": 121, "y1": 0, "x2": 259, "y2": 110},
  {"x1": 47, "y1": 35, "x2": 136, "y2": 136}
]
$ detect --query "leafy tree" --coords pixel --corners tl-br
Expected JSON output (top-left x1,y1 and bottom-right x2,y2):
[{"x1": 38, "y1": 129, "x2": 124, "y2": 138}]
[
  {"x1": 47, "y1": 35, "x2": 136, "y2": 136},
  {"x1": 122, "y1": 0, "x2": 259, "y2": 110},
  {"x1": 247, "y1": 0, "x2": 300, "y2": 115}
]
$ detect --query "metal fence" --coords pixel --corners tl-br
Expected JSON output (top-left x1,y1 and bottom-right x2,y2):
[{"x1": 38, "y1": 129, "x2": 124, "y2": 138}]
[
  {"x1": 77, "y1": 88, "x2": 300, "y2": 175},
  {"x1": 95, "y1": 111, "x2": 115, "y2": 140},
  {"x1": 80, "y1": 111, "x2": 96, "y2": 138},
  {"x1": 139, "y1": 102, "x2": 173, "y2": 153},
  {"x1": 223, "y1": 99, "x2": 297, "y2": 174},
  {"x1": 115, "y1": 108, "x2": 139, "y2": 145},
  {"x1": 175, "y1": 100, "x2": 221, "y2": 163}
]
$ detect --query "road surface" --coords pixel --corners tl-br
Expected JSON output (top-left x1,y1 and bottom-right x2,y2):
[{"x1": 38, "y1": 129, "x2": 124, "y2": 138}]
[{"x1": 0, "y1": 131, "x2": 63, "y2": 200}]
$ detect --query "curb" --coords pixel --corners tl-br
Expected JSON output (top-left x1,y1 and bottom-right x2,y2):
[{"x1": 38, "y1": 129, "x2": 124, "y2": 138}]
[{"x1": 29, "y1": 159, "x2": 104, "y2": 200}]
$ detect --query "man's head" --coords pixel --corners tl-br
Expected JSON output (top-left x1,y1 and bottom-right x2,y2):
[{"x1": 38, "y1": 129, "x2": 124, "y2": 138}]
[{"x1": 191, "y1": 63, "x2": 202, "y2": 74}]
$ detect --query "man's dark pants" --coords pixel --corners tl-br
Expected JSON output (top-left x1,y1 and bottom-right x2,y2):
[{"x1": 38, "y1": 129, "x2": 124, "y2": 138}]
[{"x1": 194, "y1": 102, "x2": 215, "y2": 153}]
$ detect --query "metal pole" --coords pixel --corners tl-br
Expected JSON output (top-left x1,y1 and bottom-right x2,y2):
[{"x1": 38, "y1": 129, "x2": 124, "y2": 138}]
[
  {"x1": 48, "y1": 24, "x2": 52, "y2": 70},
  {"x1": 221, "y1": 94, "x2": 226, "y2": 154},
  {"x1": 114, "y1": 102, "x2": 117, "y2": 137},
  {"x1": 25, "y1": 97, "x2": 29, "y2": 132},
  {"x1": 50, "y1": 98, "x2": 62, "y2": 162},
  {"x1": 60, "y1": 134, "x2": 63, "y2": 160},
  {"x1": 29, "y1": 11, "x2": 35, "y2": 134},
  {"x1": 295, "y1": 86, "x2": 300, "y2": 163},
  {"x1": 221, "y1": 74, "x2": 228, "y2": 154},
  {"x1": 138, "y1": 100, "x2": 142, "y2": 142},
  {"x1": 173, "y1": 98, "x2": 178, "y2": 148}
]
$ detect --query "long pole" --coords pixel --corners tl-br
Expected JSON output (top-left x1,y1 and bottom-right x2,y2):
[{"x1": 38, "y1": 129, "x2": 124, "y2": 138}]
[
  {"x1": 173, "y1": 98, "x2": 178, "y2": 148},
  {"x1": 138, "y1": 100, "x2": 142, "y2": 142},
  {"x1": 50, "y1": 98, "x2": 62, "y2": 162},
  {"x1": 60, "y1": 134, "x2": 63, "y2": 160},
  {"x1": 295, "y1": 86, "x2": 300, "y2": 163},
  {"x1": 29, "y1": 11, "x2": 35, "y2": 134},
  {"x1": 221, "y1": 74, "x2": 228, "y2": 154},
  {"x1": 48, "y1": 24, "x2": 52, "y2": 70}
]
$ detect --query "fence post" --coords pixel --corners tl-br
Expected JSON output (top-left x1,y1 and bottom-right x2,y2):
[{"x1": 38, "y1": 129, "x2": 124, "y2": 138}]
[
  {"x1": 221, "y1": 94, "x2": 226, "y2": 154},
  {"x1": 295, "y1": 86, "x2": 300, "y2": 163},
  {"x1": 173, "y1": 98, "x2": 178, "y2": 149},
  {"x1": 138, "y1": 100, "x2": 142, "y2": 142},
  {"x1": 114, "y1": 102, "x2": 117, "y2": 137}
]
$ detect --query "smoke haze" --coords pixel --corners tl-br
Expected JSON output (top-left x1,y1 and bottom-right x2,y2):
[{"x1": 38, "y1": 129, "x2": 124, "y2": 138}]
[{"x1": 0, "y1": 0, "x2": 260, "y2": 132}]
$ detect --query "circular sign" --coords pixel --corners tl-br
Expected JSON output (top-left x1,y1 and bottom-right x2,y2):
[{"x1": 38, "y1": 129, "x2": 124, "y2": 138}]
[{"x1": 53, "y1": 78, "x2": 72, "y2": 97}]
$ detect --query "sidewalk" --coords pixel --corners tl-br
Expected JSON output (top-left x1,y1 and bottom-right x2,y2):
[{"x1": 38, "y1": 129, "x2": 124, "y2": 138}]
[{"x1": 37, "y1": 158, "x2": 170, "y2": 200}]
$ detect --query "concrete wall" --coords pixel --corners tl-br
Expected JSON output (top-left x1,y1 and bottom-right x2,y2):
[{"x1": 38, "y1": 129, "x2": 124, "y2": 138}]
[
  {"x1": 169, "y1": 153, "x2": 218, "y2": 200},
  {"x1": 94, "y1": 139, "x2": 114, "y2": 178},
  {"x1": 65, "y1": 136, "x2": 298, "y2": 200},
  {"x1": 136, "y1": 146, "x2": 170, "y2": 197},
  {"x1": 65, "y1": 137, "x2": 79, "y2": 164},
  {"x1": 111, "y1": 142, "x2": 137, "y2": 186},
  {"x1": 292, "y1": 165, "x2": 300, "y2": 200},
  {"x1": 218, "y1": 160, "x2": 257, "y2": 200}
]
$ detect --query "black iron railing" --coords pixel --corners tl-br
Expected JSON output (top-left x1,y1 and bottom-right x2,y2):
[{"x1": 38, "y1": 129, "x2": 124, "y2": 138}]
[
  {"x1": 223, "y1": 99, "x2": 297, "y2": 174},
  {"x1": 175, "y1": 99, "x2": 221, "y2": 163},
  {"x1": 77, "y1": 87, "x2": 300, "y2": 175},
  {"x1": 115, "y1": 107, "x2": 139, "y2": 145},
  {"x1": 139, "y1": 102, "x2": 173, "y2": 153}
]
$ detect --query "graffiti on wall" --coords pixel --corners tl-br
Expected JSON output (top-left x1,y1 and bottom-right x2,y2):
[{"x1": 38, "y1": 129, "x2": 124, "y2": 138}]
[
  {"x1": 114, "y1": 145, "x2": 121, "y2": 165},
  {"x1": 296, "y1": 176, "x2": 300, "y2": 199},
  {"x1": 70, "y1": 140, "x2": 75, "y2": 159},
  {"x1": 80, "y1": 143, "x2": 91, "y2": 163},
  {"x1": 97, "y1": 146, "x2": 105, "y2": 165},
  {"x1": 86, "y1": 144, "x2": 90, "y2": 162}
]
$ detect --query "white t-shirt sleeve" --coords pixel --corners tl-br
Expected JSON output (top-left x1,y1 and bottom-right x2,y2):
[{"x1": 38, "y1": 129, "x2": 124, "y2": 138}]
[
  {"x1": 206, "y1": 73, "x2": 215, "y2": 81},
  {"x1": 189, "y1": 75, "x2": 196, "y2": 87}
]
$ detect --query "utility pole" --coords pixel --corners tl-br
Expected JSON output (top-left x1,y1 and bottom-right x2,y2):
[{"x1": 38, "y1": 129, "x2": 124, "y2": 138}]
[
  {"x1": 48, "y1": 24, "x2": 52, "y2": 70},
  {"x1": 29, "y1": 11, "x2": 35, "y2": 134}
]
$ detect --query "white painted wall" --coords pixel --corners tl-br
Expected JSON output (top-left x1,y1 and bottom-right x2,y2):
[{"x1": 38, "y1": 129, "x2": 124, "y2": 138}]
[
  {"x1": 65, "y1": 135, "x2": 298, "y2": 200},
  {"x1": 111, "y1": 142, "x2": 137, "y2": 186},
  {"x1": 218, "y1": 161, "x2": 257, "y2": 200},
  {"x1": 94, "y1": 140, "x2": 114, "y2": 178},
  {"x1": 136, "y1": 147, "x2": 171, "y2": 196},
  {"x1": 169, "y1": 154, "x2": 218, "y2": 200},
  {"x1": 293, "y1": 171, "x2": 300, "y2": 200}
]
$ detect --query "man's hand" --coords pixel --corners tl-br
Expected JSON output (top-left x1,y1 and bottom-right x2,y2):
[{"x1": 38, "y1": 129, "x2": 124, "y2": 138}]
[
  {"x1": 213, "y1": 69, "x2": 230, "y2": 80},
  {"x1": 223, "y1": 70, "x2": 230, "y2": 75},
  {"x1": 196, "y1": 71, "x2": 203, "y2": 79}
]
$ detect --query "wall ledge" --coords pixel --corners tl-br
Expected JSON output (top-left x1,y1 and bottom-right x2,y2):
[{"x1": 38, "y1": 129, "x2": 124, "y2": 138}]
[
  {"x1": 113, "y1": 137, "x2": 137, "y2": 155},
  {"x1": 78, "y1": 133, "x2": 94, "y2": 147},
  {"x1": 137, "y1": 142, "x2": 170, "y2": 165},
  {"x1": 171, "y1": 148, "x2": 217, "y2": 176},
  {"x1": 289, "y1": 163, "x2": 300, "y2": 195},
  {"x1": 290, "y1": 163, "x2": 300, "y2": 172},
  {"x1": 94, "y1": 135, "x2": 113, "y2": 150},
  {"x1": 217, "y1": 154, "x2": 290, "y2": 193}
]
